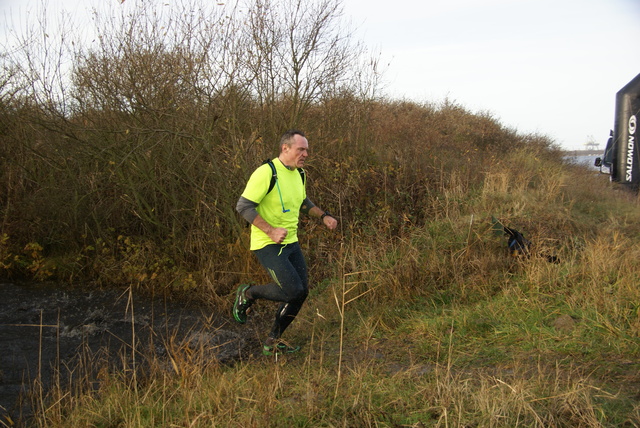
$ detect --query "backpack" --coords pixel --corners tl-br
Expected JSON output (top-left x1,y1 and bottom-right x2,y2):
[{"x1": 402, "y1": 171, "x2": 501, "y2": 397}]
[
  {"x1": 492, "y1": 216, "x2": 531, "y2": 257},
  {"x1": 263, "y1": 159, "x2": 306, "y2": 194},
  {"x1": 491, "y1": 216, "x2": 559, "y2": 263},
  {"x1": 503, "y1": 226, "x2": 531, "y2": 257}
]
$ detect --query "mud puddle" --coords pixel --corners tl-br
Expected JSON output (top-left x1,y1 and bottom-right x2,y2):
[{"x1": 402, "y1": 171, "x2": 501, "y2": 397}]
[{"x1": 0, "y1": 282, "x2": 254, "y2": 426}]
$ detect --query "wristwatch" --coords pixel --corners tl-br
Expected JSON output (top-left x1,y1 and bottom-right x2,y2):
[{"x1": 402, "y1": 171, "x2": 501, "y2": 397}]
[{"x1": 320, "y1": 211, "x2": 332, "y2": 220}]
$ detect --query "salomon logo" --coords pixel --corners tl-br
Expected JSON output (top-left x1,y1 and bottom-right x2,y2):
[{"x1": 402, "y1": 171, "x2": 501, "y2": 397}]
[{"x1": 625, "y1": 115, "x2": 636, "y2": 182}]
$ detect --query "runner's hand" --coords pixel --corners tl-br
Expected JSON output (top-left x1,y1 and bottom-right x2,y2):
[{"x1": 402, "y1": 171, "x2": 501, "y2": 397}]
[
  {"x1": 323, "y1": 215, "x2": 338, "y2": 231},
  {"x1": 269, "y1": 227, "x2": 288, "y2": 244}
]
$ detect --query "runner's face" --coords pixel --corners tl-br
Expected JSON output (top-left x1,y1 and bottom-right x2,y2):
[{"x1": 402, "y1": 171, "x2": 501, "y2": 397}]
[{"x1": 281, "y1": 135, "x2": 309, "y2": 168}]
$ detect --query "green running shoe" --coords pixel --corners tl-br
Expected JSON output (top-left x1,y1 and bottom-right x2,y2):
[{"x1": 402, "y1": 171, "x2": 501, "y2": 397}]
[
  {"x1": 232, "y1": 284, "x2": 253, "y2": 324},
  {"x1": 262, "y1": 342, "x2": 301, "y2": 356}
]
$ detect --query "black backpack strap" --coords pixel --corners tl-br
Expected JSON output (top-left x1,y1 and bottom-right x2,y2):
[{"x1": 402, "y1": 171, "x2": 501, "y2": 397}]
[
  {"x1": 261, "y1": 159, "x2": 305, "y2": 194},
  {"x1": 262, "y1": 159, "x2": 277, "y2": 194}
]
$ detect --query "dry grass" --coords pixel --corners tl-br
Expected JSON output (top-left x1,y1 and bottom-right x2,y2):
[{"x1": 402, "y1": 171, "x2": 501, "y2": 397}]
[
  {"x1": 1, "y1": 1, "x2": 639, "y2": 425},
  {"x1": 19, "y1": 156, "x2": 640, "y2": 427}
]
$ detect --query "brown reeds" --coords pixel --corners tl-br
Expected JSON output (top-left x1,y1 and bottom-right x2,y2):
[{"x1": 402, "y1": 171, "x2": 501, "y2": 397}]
[{"x1": 2, "y1": 0, "x2": 640, "y2": 426}]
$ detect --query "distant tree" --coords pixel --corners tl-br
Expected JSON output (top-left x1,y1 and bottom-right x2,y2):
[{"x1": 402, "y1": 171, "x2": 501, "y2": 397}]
[{"x1": 243, "y1": 0, "x2": 371, "y2": 135}]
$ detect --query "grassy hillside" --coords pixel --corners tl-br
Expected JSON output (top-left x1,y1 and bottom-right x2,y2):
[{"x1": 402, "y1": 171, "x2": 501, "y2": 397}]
[
  {"x1": 25, "y1": 148, "x2": 640, "y2": 427},
  {"x1": 2, "y1": 0, "x2": 639, "y2": 425}
]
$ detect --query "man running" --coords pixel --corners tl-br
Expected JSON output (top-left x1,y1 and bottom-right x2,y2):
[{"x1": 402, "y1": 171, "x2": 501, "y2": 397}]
[{"x1": 234, "y1": 130, "x2": 338, "y2": 356}]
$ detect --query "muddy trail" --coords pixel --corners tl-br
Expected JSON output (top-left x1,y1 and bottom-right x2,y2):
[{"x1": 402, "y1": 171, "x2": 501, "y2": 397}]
[{"x1": 0, "y1": 281, "x2": 264, "y2": 426}]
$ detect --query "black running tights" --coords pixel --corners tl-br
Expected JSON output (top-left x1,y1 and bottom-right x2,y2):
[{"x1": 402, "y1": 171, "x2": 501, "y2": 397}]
[{"x1": 250, "y1": 242, "x2": 309, "y2": 340}]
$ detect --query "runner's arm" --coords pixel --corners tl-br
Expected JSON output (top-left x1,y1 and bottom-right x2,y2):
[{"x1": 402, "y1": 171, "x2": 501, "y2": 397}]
[
  {"x1": 300, "y1": 197, "x2": 316, "y2": 215},
  {"x1": 236, "y1": 196, "x2": 259, "y2": 224},
  {"x1": 236, "y1": 196, "x2": 288, "y2": 243},
  {"x1": 308, "y1": 205, "x2": 338, "y2": 230}
]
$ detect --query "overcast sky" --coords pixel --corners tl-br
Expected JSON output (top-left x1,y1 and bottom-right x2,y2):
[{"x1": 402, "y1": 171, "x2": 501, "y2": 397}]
[
  {"x1": 2, "y1": 0, "x2": 639, "y2": 150},
  {"x1": 342, "y1": 0, "x2": 640, "y2": 150}
]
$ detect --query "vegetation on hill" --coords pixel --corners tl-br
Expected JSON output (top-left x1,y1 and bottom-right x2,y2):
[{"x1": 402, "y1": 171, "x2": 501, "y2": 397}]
[{"x1": 1, "y1": 0, "x2": 639, "y2": 426}]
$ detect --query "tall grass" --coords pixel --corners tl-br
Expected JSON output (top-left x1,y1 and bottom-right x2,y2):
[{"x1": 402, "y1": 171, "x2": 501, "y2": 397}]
[
  {"x1": 20, "y1": 156, "x2": 640, "y2": 427},
  {"x1": 2, "y1": 0, "x2": 640, "y2": 426}
]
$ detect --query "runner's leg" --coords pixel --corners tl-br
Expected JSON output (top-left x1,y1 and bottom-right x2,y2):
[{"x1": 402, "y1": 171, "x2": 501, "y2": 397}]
[{"x1": 251, "y1": 243, "x2": 308, "y2": 340}]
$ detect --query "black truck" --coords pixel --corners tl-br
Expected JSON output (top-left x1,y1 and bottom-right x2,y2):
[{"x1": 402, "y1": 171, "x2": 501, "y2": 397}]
[{"x1": 595, "y1": 72, "x2": 640, "y2": 187}]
